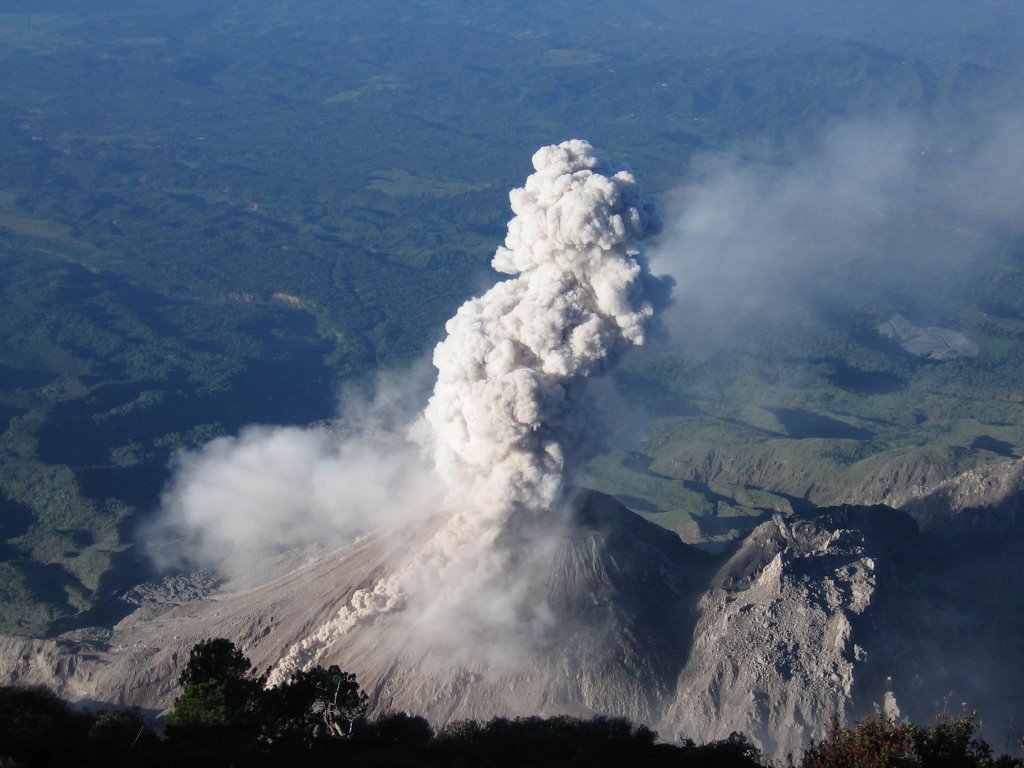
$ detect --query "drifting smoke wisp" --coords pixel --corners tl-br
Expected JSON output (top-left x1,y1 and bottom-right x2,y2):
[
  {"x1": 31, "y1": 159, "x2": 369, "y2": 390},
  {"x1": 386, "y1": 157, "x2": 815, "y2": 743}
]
[
  {"x1": 650, "y1": 110, "x2": 1024, "y2": 346},
  {"x1": 264, "y1": 140, "x2": 668, "y2": 685},
  {"x1": 146, "y1": 366, "x2": 444, "y2": 582}
]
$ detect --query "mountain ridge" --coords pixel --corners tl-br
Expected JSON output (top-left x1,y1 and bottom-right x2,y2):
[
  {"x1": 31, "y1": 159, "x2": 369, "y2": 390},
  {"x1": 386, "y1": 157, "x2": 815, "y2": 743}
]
[{"x1": 0, "y1": 464, "x2": 1022, "y2": 756}]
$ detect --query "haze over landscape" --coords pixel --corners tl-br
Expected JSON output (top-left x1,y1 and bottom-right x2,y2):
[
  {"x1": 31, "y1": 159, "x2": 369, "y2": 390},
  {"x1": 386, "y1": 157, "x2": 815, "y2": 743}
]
[{"x1": 1, "y1": 0, "x2": 1023, "y2": 758}]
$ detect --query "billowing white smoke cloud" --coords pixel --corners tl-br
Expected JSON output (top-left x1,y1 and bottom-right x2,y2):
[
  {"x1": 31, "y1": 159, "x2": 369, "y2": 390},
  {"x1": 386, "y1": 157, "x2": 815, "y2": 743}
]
[
  {"x1": 421, "y1": 139, "x2": 666, "y2": 516},
  {"x1": 148, "y1": 426, "x2": 442, "y2": 579},
  {"x1": 265, "y1": 139, "x2": 668, "y2": 685}
]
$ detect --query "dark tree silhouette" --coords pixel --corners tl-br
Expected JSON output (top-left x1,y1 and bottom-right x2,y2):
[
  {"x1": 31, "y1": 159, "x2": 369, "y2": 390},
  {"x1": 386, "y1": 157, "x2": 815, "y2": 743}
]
[
  {"x1": 263, "y1": 664, "x2": 368, "y2": 744},
  {"x1": 166, "y1": 638, "x2": 263, "y2": 731}
]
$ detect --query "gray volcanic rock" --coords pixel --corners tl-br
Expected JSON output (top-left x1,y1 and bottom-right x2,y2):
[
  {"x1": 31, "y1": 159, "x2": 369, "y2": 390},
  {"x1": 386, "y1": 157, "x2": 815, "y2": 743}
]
[
  {"x1": 661, "y1": 505, "x2": 915, "y2": 755},
  {"x1": 338, "y1": 492, "x2": 717, "y2": 725},
  {"x1": 0, "y1": 486, "x2": 1021, "y2": 757},
  {"x1": 878, "y1": 314, "x2": 979, "y2": 360}
]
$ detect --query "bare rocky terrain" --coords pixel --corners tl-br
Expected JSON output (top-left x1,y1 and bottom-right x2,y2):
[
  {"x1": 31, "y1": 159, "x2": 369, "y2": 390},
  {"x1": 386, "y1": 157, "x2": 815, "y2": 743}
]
[
  {"x1": 1, "y1": 463, "x2": 1022, "y2": 757},
  {"x1": 878, "y1": 315, "x2": 980, "y2": 360}
]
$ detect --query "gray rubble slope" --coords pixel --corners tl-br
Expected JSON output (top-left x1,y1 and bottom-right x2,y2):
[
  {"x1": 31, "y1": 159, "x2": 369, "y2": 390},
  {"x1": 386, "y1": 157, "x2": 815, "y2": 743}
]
[
  {"x1": 661, "y1": 505, "x2": 911, "y2": 754},
  {"x1": 0, "y1": 476, "x2": 1022, "y2": 756},
  {"x1": 338, "y1": 492, "x2": 717, "y2": 727}
]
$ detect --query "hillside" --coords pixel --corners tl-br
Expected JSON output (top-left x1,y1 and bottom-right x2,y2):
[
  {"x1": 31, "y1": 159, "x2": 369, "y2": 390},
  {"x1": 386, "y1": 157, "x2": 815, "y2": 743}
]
[{"x1": 2, "y1": 468, "x2": 1021, "y2": 757}]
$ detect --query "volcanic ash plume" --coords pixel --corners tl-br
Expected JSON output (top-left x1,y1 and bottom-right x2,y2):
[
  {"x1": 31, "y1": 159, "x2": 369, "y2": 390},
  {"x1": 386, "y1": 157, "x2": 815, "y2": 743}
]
[
  {"x1": 423, "y1": 139, "x2": 665, "y2": 516},
  {"x1": 266, "y1": 139, "x2": 668, "y2": 686}
]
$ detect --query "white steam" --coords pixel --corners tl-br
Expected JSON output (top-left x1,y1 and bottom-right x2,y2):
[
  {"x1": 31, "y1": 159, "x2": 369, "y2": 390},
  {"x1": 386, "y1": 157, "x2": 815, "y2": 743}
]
[
  {"x1": 146, "y1": 366, "x2": 444, "y2": 583},
  {"x1": 155, "y1": 426, "x2": 438, "y2": 573},
  {"x1": 265, "y1": 140, "x2": 667, "y2": 684}
]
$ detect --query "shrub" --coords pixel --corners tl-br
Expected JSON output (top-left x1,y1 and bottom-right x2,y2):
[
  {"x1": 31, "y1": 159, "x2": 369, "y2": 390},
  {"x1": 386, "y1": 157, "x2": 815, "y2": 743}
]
[{"x1": 802, "y1": 715, "x2": 916, "y2": 768}]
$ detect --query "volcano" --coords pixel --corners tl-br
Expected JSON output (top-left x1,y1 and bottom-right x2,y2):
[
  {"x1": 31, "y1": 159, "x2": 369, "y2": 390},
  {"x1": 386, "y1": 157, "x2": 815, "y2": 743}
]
[
  {"x1": 10, "y1": 482, "x2": 1021, "y2": 757},
  {"x1": 2, "y1": 136, "x2": 1022, "y2": 757}
]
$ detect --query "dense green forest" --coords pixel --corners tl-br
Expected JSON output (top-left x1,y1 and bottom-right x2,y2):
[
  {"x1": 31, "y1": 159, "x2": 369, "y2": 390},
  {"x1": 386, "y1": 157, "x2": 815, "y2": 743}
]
[
  {"x1": 2, "y1": 0, "x2": 1024, "y2": 634},
  {"x1": 0, "y1": 639, "x2": 1021, "y2": 768}
]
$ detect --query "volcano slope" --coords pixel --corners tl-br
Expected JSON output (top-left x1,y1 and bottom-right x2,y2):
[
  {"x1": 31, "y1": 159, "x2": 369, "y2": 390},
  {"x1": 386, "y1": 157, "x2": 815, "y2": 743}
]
[{"x1": 1, "y1": 480, "x2": 1022, "y2": 758}]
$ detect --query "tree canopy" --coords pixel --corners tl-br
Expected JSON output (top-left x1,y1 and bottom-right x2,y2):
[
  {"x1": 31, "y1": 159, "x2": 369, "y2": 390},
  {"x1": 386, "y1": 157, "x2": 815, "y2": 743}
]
[{"x1": 1, "y1": 641, "x2": 1021, "y2": 768}]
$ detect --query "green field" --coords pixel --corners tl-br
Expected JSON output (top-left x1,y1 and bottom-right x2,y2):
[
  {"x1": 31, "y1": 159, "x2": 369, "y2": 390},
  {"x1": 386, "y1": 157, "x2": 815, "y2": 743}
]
[{"x1": 1, "y1": 0, "x2": 1023, "y2": 634}]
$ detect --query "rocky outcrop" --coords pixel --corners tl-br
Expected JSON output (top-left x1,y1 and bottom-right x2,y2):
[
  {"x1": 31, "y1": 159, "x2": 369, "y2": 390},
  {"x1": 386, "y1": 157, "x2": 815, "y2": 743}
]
[{"x1": 661, "y1": 505, "x2": 914, "y2": 754}]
